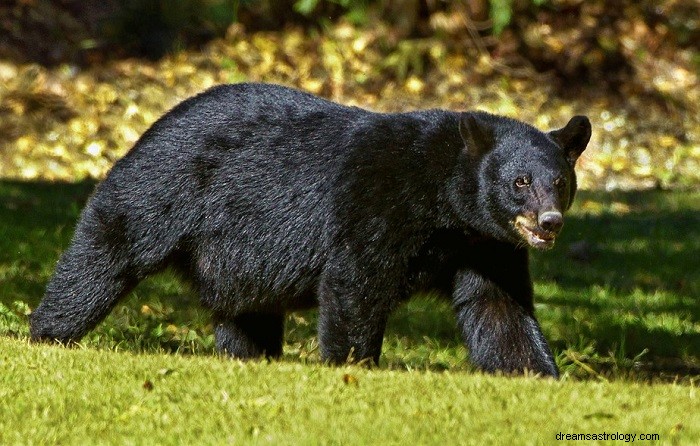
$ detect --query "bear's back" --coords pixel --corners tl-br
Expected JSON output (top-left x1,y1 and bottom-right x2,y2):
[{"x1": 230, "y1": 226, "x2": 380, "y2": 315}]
[{"x1": 91, "y1": 84, "x2": 381, "y2": 304}]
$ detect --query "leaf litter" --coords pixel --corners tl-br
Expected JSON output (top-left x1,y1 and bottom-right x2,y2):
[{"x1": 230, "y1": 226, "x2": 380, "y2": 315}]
[{"x1": 0, "y1": 22, "x2": 698, "y2": 191}]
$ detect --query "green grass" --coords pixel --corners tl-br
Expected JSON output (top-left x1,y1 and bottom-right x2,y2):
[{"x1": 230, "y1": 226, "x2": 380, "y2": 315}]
[
  {"x1": 1, "y1": 337, "x2": 698, "y2": 445},
  {"x1": 1, "y1": 180, "x2": 699, "y2": 443}
]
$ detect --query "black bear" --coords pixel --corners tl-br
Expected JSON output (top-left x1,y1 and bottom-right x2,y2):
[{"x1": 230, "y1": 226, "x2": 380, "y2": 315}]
[{"x1": 30, "y1": 83, "x2": 591, "y2": 377}]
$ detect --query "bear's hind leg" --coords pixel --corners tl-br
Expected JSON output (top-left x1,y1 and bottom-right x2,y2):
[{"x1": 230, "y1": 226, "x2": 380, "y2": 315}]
[
  {"x1": 30, "y1": 218, "x2": 139, "y2": 343},
  {"x1": 214, "y1": 312, "x2": 284, "y2": 359},
  {"x1": 30, "y1": 197, "x2": 179, "y2": 344}
]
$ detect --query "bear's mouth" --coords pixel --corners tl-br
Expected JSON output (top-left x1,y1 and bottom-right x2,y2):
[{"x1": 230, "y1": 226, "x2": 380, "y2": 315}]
[{"x1": 514, "y1": 216, "x2": 557, "y2": 250}]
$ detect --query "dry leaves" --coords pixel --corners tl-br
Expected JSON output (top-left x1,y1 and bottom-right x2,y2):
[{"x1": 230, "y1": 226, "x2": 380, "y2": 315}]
[{"x1": 0, "y1": 21, "x2": 698, "y2": 189}]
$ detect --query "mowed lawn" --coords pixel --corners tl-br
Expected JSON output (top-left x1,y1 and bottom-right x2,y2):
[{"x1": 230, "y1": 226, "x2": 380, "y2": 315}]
[
  {"x1": 1, "y1": 180, "x2": 699, "y2": 444},
  {"x1": 1, "y1": 337, "x2": 697, "y2": 445}
]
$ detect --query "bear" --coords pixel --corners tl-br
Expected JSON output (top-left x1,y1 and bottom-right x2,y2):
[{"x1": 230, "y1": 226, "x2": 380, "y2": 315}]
[{"x1": 30, "y1": 82, "x2": 591, "y2": 377}]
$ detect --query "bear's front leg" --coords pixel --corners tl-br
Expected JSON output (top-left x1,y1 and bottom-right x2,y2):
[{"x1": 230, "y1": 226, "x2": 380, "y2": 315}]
[
  {"x1": 452, "y1": 251, "x2": 559, "y2": 378},
  {"x1": 317, "y1": 270, "x2": 392, "y2": 366}
]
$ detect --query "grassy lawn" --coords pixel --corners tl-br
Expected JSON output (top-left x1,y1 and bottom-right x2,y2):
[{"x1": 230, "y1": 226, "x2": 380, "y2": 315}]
[
  {"x1": 1, "y1": 337, "x2": 697, "y2": 445},
  {"x1": 1, "y1": 180, "x2": 699, "y2": 444}
]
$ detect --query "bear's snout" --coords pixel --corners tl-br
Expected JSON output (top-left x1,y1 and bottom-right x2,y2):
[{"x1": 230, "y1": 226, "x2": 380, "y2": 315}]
[
  {"x1": 538, "y1": 211, "x2": 563, "y2": 234},
  {"x1": 514, "y1": 214, "x2": 559, "y2": 250}
]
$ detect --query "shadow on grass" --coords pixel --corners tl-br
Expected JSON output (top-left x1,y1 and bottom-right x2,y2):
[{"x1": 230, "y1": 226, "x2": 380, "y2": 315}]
[
  {"x1": 0, "y1": 180, "x2": 96, "y2": 306},
  {"x1": 1, "y1": 180, "x2": 698, "y2": 377}
]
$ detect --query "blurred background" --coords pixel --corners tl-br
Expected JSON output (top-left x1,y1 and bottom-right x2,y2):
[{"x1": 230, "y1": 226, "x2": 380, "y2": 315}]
[{"x1": 0, "y1": 0, "x2": 698, "y2": 189}]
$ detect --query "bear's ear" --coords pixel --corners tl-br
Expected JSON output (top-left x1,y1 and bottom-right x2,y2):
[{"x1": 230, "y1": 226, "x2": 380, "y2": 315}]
[
  {"x1": 459, "y1": 112, "x2": 494, "y2": 158},
  {"x1": 549, "y1": 115, "x2": 592, "y2": 166}
]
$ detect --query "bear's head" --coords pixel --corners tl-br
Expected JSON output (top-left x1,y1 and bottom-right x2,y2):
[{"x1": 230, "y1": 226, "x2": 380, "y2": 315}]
[{"x1": 450, "y1": 112, "x2": 591, "y2": 250}]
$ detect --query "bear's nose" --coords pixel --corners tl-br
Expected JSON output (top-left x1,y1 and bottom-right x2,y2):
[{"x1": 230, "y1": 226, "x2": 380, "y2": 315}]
[{"x1": 538, "y1": 211, "x2": 563, "y2": 233}]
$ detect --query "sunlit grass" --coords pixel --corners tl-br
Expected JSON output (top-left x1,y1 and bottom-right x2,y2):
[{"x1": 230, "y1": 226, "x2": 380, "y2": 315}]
[{"x1": 1, "y1": 336, "x2": 698, "y2": 445}]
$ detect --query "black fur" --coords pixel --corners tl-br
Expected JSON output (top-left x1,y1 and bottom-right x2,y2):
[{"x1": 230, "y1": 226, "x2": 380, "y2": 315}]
[{"x1": 30, "y1": 83, "x2": 591, "y2": 377}]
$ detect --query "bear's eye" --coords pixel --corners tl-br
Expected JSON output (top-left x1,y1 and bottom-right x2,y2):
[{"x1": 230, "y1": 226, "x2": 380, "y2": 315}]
[
  {"x1": 554, "y1": 177, "x2": 566, "y2": 188},
  {"x1": 514, "y1": 176, "x2": 531, "y2": 188}
]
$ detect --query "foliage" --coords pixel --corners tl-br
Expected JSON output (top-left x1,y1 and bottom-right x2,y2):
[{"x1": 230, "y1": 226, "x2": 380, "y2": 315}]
[
  {"x1": 488, "y1": 0, "x2": 551, "y2": 35},
  {"x1": 488, "y1": 0, "x2": 513, "y2": 35},
  {"x1": 294, "y1": 0, "x2": 369, "y2": 26},
  {"x1": 1, "y1": 20, "x2": 698, "y2": 189},
  {"x1": 103, "y1": 0, "x2": 238, "y2": 59},
  {"x1": 3, "y1": 1, "x2": 698, "y2": 87}
]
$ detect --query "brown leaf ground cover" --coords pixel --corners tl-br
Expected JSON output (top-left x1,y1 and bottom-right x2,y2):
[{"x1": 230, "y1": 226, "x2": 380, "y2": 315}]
[{"x1": 1, "y1": 21, "x2": 698, "y2": 190}]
